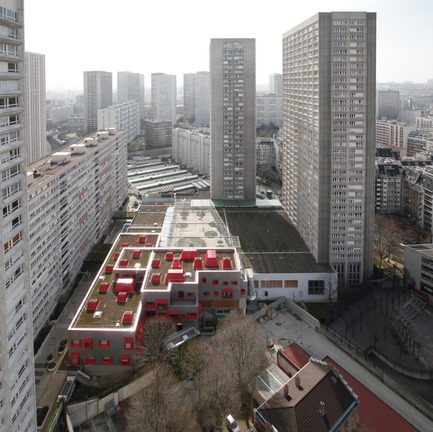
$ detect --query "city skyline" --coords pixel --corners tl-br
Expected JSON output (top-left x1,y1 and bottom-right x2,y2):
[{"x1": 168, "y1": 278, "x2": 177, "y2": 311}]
[{"x1": 25, "y1": 0, "x2": 433, "y2": 91}]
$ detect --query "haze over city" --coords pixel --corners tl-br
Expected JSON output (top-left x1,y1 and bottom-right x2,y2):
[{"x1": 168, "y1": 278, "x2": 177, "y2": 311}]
[{"x1": 25, "y1": 0, "x2": 433, "y2": 91}]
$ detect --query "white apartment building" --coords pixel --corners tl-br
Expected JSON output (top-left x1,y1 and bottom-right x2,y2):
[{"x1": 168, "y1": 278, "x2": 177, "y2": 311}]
[
  {"x1": 269, "y1": 73, "x2": 283, "y2": 96},
  {"x1": 256, "y1": 138, "x2": 275, "y2": 170},
  {"x1": 282, "y1": 12, "x2": 376, "y2": 285},
  {"x1": 172, "y1": 127, "x2": 210, "y2": 175},
  {"x1": 98, "y1": 100, "x2": 140, "y2": 143},
  {"x1": 0, "y1": 1, "x2": 37, "y2": 430},
  {"x1": 27, "y1": 129, "x2": 128, "y2": 337},
  {"x1": 256, "y1": 93, "x2": 282, "y2": 127},
  {"x1": 84, "y1": 71, "x2": 113, "y2": 134},
  {"x1": 24, "y1": 51, "x2": 47, "y2": 164},
  {"x1": 195, "y1": 71, "x2": 210, "y2": 126},
  {"x1": 117, "y1": 71, "x2": 145, "y2": 120},
  {"x1": 375, "y1": 119, "x2": 415, "y2": 151},
  {"x1": 151, "y1": 73, "x2": 177, "y2": 127},
  {"x1": 210, "y1": 38, "x2": 256, "y2": 201}
]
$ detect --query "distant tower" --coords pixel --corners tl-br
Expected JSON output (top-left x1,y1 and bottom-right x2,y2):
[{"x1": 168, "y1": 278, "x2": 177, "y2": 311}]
[
  {"x1": 195, "y1": 71, "x2": 210, "y2": 126},
  {"x1": 151, "y1": 73, "x2": 177, "y2": 126},
  {"x1": 269, "y1": 73, "x2": 283, "y2": 96},
  {"x1": 183, "y1": 73, "x2": 196, "y2": 123},
  {"x1": 84, "y1": 71, "x2": 113, "y2": 133},
  {"x1": 210, "y1": 38, "x2": 256, "y2": 201},
  {"x1": 0, "y1": 1, "x2": 37, "y2": 430},
  {"x1": 282, "y1": 12, "x2": 376, "y2": 285},
  {"x1": 25, "y1": 51, "x2": 47, "y2": 164},
  {"x1": 377, "y1": 89, "x2": 400, "y2": 120},
  {"x1": 117, "y1": 71, "x2": 145, "y2": 120}
]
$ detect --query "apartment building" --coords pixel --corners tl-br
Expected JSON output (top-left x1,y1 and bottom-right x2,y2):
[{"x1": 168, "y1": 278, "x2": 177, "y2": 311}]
[
  {"x1": 256, "y1": 138, "x2": 275, "y2": 170},
  {"x1": 269, "y1": 73, "x2": 283, "y2": 96},
  {"x1": 24, "y1": 51, "x2": 47, "y2": 164},
  {"x1": 256, "y1": 93, "x2": 282, "y2": 127},
  {"x1": 282, "y1": 12, "x2": 376, "y2": 285},
  {"x1": 0, "y1": 1, "x2": 37, "y2": 430},
  {"x1": 143, "y1": 119, "x2": 172, "y2": 148},
  {"x1": 151, "y1": 73, "x2": 177, "y2": 127},
  {"x1": 194, "y1": 71, "x2": 210, "y2": 126},
  {"x1": 117, "y1": 71, "x2": 145, "y2": 120},
  {"x1": 27, "y1": 129, "x2": 128, "y2": 338},
  {"x1": 377, "y1": 89, "x2": 400, "y2": 120},
  {"x1": 375, "y1": 120, "x2": 415, "y2": 151},
  {"x1": 375, "y1": 161, "x2": 404, "y2": 213},
  {"x1": 172, "y1": 127, "x2": 211, "y2": 176},
  {"x1": 407, "y1": 132, "x2": 433, "y2": 157},
  {"x1": 84, "y1": 71, "x2": 113, "y2": 134},
  {"x1": 210, "y1": 38, "x2": 256, "y2": 201},
  {"x1": 183, "y1": 73, "x2": 195, "y2": 123},
  {"x1": 98, "y1": 100, "x2": 140, "y2": 143}
]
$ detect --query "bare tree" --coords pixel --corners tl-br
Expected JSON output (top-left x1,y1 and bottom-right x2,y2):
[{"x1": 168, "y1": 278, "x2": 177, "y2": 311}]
[
  {"x1": 136, "y1": 318, "x2": 176, "y2": 368},
  {"x1": 321, "y1": 272, "x2": 339, "y2": 302},
  {"x1": 374, "y1": 214, "x2": 402, "y2": 269},
  {"x1": 344, "y1": 412, "x2": 367, "y2": 432},
  {"x1": 125, "y1": 363, "x2": 200, "y2": 432},
  {"x1": 212, "y1": 313, "x2": 269, "y2": 421},
  {"x1": 196, "y1": 350, "x2": 238, "y2": 429}
]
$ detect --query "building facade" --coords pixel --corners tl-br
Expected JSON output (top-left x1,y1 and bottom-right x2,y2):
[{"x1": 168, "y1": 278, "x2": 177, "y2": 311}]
[
  {"x1": 210, "y1": 38, "x2": 256, "y2": 201},
  {"x1": 24, "y1": 51, "x2": 47, "y2": 164},
  {"x1": 377, "y1": 89, "x2": 400, "y2": 120},
  {"x1": 269, "y1": 73, "x2": 283, "y2": 96},
  {"x1": 282, "y1": 12, "x2": 376, "y2": 285},
  {"x1": 151, "y1": 73, "x2": 177, "y2": 127},
  {"x1": 0, "y1": 1, "x2": 37, "y2": 430},
  {"x1": 172, "y1": 127, "x2": 211, "y2": 175},
  {"x1": 117, "y1": 71, "x2": 145, "y2": 121},
  {"x1": 84, "y1": 71, "x2": 113, "y2": 134},
  {"x1": 27, "y1": 129, "x2": 128, "y2": 337},
  {"x1": 256, "y1": 93, "x2": 282, "y2": 127},
  {"x1": 143, "y1": 119, "x2": 172, "y2": 148},
  {"x1": 375, "y1": 120, "x2": 415, "y2": 151},
  {"x1": 375, "y1": 161, "x2": 403, "y2": 213},
  {"x1": 195, "y1": 71, "x2": 210, "y2": 126},
  {"x1": 183, "y1": 73, "x2": 195, "y2": 123},
  {"x1": 98, "y1": 101, "x2": 140, "y2": 143}
]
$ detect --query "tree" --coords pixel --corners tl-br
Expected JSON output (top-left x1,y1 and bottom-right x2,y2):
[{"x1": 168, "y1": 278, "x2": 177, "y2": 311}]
[
  {"x1": 321, "y1": 272, "x2": 339, "y2": 302},
  {"x1": 212, "y1": 313, "x2": 270, "y2": 422},
  {"x1": 136, "y1": 318, "x2": 176, "y2": 368},
  {"x1": 344, "y1": 412, "x2": 367, "y2": 432},
  {"x1": 125, "y1": 363, "x2": 200, "y2": 432}
]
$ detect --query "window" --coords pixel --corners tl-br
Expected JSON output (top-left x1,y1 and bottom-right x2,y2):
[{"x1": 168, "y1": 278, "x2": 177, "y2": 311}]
[
  {"x1": 84, "y1": 356, "x2": 96, "y2": 365},
  {"x1": 285, "y1": 280, "x2": 298, "y2": 288},
  {"x1": 101, "y1": 356, "x2": 113, "y2": 365},
  {"x1": 222, "y1": 289, "x2": 233, "y2": 299},
  {"x1": 70, "y1": 340, "x2": 82, "y2": 348},
  {"x1": 83, "y1": 338, "x2": 93, "y2": 349},
  {"x1": 212, "y1": 279, "x2": 218, "y2": 286},
  {"x1": 308, "y1": 280, "x2": 325, "y2": 295},
  {"x1": 120, "y1": 354, "x2": 130, "y2": 366},
  {"x1": 124, "y1": 337, "x2": 134, "y2": 350},
  {"x1": 98, "y1": 340, "x2": 110, "y2": 348},
  {"x1": 214, "y1": 291, "x2": 219, "y2": 297},
  {"x1": 201, "y1": 277, "x2": 207, "y2": 283}
]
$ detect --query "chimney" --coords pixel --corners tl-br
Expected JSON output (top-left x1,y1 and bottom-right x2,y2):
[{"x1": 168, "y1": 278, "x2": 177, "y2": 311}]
[
  {"x1": 295, "y1": 374, "x2": 301, "y2": 389},
  {"x1": 319, "y1": 401, "x2": 326, "y2": 416}
]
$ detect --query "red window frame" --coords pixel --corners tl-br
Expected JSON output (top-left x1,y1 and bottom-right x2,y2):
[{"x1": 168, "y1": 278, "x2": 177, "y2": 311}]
[
  {"x1": 70, "y1": 339, "x2": 82, "y2": 348},
  {"x1": 83, "y1": 338, "x2": 93, "y2": 350},
  {"x1": 120, "y1": 354, "x2": 130, "y2": 366},
  {"x1": 101, "y1": 356, "x2": 113, "y2": 365},
  {"x1": 98, "y1": 339, "x2": 110, "y2": 349},
  {"x1": 124, "y1": 337, "x2": 134, "y2": 350},
  {"x1": 84, "y1": 356, "x2": 96, "y2": 365}
]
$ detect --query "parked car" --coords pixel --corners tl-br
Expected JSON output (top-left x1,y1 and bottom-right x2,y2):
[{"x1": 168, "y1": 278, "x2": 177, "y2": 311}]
[{"x1": 225, "y1": 415, "x2": 240, "y2": 432}]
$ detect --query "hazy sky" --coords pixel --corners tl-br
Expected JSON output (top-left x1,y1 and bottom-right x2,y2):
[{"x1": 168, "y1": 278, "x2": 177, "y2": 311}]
[{"x1": 25, "y1": 0, "x2": 433, "y2": 91}]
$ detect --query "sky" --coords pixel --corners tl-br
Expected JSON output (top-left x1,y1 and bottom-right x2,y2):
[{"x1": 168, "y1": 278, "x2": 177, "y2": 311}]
[{"x1": 25, "y1": 0, "x2": 433, "y2": 91}]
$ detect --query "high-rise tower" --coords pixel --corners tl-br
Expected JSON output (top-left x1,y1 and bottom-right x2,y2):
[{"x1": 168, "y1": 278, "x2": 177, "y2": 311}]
[
  {"x1": 24, "y1": 51, "x2": 47, "y2": 164},
  {"x1": 117, "y1": 71, "x2": 145, "y2": 120},
  {"x1": 210, "y1": 38, "x2": 256, "y2": 201},
  {"x1": 0, "y1": 1, "x2": 37, "y2": 430},
  {"x1": 282, "y1": 12, "x2": 376, "y2": 285},
  {"x1": 84, "y1": 71, "x2": 113, "y2": 133},
  {"x1": 183, "y1": 73, "x2": 196, "y2": 123},
  {"x1": 151, "y1": 73, "x2": 177, "y2": 127},
  {"x1": 195, "y1": 71, "x2": 210, "y2": 126}
]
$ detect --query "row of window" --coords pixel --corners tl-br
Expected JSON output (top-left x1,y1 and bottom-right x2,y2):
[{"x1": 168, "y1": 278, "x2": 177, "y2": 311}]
[
  {"x1": 70, "y1": 336, "x2": 134, "y2": 350},
  {"x1": 70, "y1": 353, "x2": 131, "y2": 366}
]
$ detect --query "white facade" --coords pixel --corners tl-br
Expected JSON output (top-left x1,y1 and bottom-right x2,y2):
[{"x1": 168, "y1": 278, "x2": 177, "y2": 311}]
[
  {"x1": 195, "y1": 71, "x2": 210, "y2": 126},
  {"x1": 84, "y1": 71, "x2": 113, "y2": 133},
  {"x1": 151, "y1": 73, "x2": 177, "y2": 126},
  {"x1": 0, "y1": 1, "x2": 37, "y2": 430},
  {"x1": 256, "y1": 139, "x2": 275, "y2": 169},
  {"x1": 405, "y1": 244, "x2": 433, "y2": 299},
  {"x1": 27, "y1": 129, "x2": 128, "y2": 337},
  {"x1": 256, "y1": 94, "x2": 282, "y2": 127},
  {"x1": 98, "y1": 101, "x2": 140, "y2": 142},
  {"x1": 117, "y1": 71, "x2": 145, "y2": 120},
  {"x1": 24, "y1": 51, "x2": 47, "y2": 164},
  {"x1": 172, "y1": 127, "x2": 210, "y2": 175},
  {"x1": 269, "y1": 73, "x2": 283, "y2": 96},
  {"x1": 282, "y1": 12, "x2": 376, "y2": 285},
  {"x1": 375, "y1": 120, "x2": 415, "y2": 150},
  {"x1": 210, "y1": 38, "x2": 256, "y2": 201}
]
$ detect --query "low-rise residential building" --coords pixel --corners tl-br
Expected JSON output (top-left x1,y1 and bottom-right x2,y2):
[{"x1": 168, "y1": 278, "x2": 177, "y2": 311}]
[
  {"x1": 407, "y1": 132, "x2": 433, "y2": 157},
  {"x1": 375, "y1": 161, "x2": 404, "y2": 213},
  {"x1": 28, "y1": 128, "x2": 128, "y2": 337}
]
